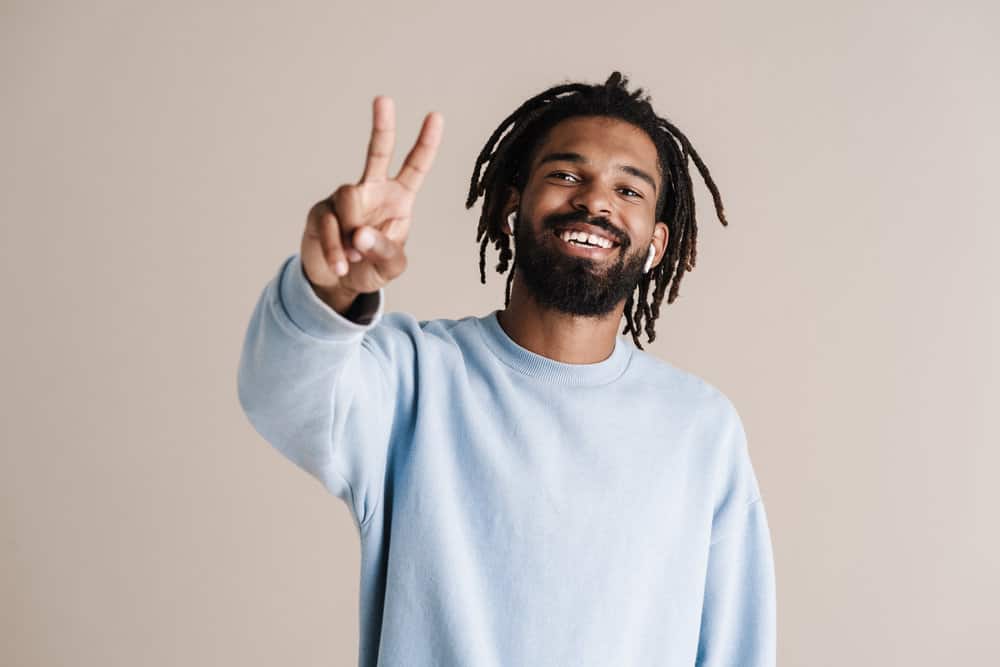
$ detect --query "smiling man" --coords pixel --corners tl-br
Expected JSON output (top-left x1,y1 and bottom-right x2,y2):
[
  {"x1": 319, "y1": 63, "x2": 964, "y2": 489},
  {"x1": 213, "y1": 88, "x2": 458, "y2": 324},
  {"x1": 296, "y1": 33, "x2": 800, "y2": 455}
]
[
  {"x1": 237, "y1": 72, "x2": 776, "y2": 666},
  {"x1": 491, "y1": 114, "x2": 670, "y2": 360}
]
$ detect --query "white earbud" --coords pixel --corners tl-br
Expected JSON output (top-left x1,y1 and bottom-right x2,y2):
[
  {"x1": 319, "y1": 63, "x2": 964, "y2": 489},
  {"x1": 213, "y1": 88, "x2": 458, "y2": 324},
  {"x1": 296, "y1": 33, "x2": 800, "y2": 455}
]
[
  {"x1": 643, "y1": 244, "x2": 656, "y2": 273},
  {"x1": 507, "y1": 211, "x2": 516, "y2": 235}
]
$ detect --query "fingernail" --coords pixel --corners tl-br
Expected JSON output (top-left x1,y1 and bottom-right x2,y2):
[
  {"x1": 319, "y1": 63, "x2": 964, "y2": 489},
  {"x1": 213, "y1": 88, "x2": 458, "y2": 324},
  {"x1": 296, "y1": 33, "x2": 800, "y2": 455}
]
[
  {"x1": 356, "y1": 228, "x2": 374, "y2": 251},
  {"x1": 347, "y1": 249, "x2": 362, "y2": 262},
  {"x1": 335, "y1": 260, "x2": 348, "y2": 276}
]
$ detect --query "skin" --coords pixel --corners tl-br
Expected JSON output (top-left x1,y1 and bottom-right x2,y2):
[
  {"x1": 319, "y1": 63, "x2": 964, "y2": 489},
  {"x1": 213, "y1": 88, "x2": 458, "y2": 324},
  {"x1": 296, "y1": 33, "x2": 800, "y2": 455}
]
[
  {"x1": 497, "y1": 116, "x2": 669, "y2": 363},
  {"x1": 301, "y1": 96, "x2": 443, "y2": 314},
  {"x1": 301, "y1": 99, "x2": 667, "y2": 364}
]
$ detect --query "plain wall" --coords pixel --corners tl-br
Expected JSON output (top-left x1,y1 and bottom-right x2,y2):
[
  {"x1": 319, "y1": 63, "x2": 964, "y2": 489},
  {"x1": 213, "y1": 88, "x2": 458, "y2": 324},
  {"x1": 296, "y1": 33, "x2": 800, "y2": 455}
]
[{"x1": 3, "y1": 0, "x2": 998, "y2": 664}]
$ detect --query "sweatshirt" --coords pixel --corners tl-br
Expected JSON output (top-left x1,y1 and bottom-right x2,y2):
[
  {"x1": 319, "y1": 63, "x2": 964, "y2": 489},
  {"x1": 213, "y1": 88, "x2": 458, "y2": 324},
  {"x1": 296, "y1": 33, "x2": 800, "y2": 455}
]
[{"x1": 236, "y1": 253, "x2": 777, "y2": 667}]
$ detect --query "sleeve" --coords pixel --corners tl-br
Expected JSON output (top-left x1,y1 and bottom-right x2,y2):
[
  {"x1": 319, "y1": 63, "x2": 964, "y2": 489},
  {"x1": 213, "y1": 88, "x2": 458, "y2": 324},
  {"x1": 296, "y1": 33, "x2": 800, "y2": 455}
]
[
  {"x1": 695, "y1": 405, "x2": 777, "y2": 667},
  {"x1": 236, "y1": 253, "x2": 411, "y2": 532}
]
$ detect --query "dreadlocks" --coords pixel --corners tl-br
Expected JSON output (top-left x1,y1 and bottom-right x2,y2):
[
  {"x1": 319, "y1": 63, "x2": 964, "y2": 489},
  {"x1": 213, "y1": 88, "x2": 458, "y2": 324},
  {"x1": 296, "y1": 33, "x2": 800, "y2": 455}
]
[{"x1": 465, "y1": 71, "x2": 728, "y2": 350}]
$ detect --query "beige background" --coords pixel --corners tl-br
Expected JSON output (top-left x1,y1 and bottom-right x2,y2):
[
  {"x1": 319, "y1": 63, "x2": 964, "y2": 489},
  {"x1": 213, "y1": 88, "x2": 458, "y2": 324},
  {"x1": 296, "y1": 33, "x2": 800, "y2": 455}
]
[{"x1": 3, "y1": 0, "x2": 997, "y2": 664}]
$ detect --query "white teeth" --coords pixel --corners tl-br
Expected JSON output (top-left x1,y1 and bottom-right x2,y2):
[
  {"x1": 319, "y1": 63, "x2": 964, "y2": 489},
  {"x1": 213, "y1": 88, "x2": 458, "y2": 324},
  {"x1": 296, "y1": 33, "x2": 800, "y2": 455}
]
[
  {"x1": 559, "y1": 229, "x2": 613, "y2": 249},
  {"x1": 588, "y1": 233, "x2": 611, "y2": 248}
]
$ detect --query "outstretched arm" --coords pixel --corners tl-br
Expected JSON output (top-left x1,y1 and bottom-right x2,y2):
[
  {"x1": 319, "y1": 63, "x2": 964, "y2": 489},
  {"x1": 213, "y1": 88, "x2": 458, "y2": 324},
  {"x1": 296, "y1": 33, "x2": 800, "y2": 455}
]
[{"x1": 236, "y1": 96, "x2": 443, "y2": 530}]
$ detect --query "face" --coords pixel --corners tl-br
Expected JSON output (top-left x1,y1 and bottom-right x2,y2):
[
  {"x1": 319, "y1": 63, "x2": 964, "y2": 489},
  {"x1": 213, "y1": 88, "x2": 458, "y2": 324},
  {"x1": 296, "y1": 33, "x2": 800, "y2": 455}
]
[{"x1": 506, "y1": 115, "x2": 668, "y2": 317}]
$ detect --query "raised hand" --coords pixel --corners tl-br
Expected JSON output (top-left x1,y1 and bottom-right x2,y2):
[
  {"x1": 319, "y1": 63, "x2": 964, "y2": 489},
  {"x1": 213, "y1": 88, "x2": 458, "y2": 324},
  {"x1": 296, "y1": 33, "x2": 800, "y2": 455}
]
[{"x1": 301, "y1": 96, "x2": 444, "y2": 312}]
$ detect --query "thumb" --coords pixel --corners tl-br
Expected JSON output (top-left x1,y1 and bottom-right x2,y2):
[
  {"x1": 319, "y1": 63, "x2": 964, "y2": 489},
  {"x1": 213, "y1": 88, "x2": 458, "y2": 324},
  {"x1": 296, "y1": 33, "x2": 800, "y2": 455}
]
[{"x1": 353, "y1": 225, "x2": 407, "y2": 282}]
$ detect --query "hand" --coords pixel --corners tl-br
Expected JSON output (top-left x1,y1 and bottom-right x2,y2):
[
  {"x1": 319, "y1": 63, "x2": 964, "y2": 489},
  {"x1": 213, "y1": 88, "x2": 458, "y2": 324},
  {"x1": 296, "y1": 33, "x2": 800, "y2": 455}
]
[{"x1": 301, "y1": 96, "x2": 444, "y2": 308}]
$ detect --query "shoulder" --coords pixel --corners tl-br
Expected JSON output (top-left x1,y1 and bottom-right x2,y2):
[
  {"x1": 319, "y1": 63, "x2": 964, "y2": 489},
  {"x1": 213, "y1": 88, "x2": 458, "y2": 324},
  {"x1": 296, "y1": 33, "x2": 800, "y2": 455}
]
[
  {"x1": 362, "y1": 309, "x2": 483, "y2": 359},
  {"x1": 625, "y1": 344, "x2": 741, "y2": 418},
  {"x1": 625, "y1": 344, "x2": 749, "y2": 461},
  {"x1": 374, "y1": 310, "x2": 481, "y2": 341}
]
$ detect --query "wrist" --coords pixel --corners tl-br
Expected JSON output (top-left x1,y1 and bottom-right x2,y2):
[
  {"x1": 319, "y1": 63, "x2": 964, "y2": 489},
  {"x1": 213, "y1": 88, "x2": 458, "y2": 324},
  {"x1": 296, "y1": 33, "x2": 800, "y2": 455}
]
[
  {"x1": 317, "y1": 284, "x2": 362, "y2": 316},
  {"x1": 317, "y1": 284, "x2": 380, "y2": 324}
]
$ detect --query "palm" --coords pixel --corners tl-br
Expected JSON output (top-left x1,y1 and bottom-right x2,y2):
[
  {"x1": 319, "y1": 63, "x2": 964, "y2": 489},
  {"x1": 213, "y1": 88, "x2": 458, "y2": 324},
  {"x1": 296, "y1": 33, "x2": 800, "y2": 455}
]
[
  {"x1": 333, "y1": 181, "x2": 414, "y2": 294},
  {"x1": 305, "y1": 96, "x2": 443, "y2": 296},
  {"x1": 349, "y1": 179, "x2": 416, "y2": 245}
]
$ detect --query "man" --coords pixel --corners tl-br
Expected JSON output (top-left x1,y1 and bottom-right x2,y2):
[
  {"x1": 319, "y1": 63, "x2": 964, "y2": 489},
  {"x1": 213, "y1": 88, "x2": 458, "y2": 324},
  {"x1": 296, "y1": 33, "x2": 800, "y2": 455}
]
[{"x1": 237, "y1": 71, "x2": 776, "y2": 666}]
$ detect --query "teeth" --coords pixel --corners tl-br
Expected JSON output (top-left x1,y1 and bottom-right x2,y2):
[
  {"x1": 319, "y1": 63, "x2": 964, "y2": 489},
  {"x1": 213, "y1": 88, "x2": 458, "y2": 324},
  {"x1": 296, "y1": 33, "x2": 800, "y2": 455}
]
[
  {"x1": 588, "y1": 233, "x2": 611, "y2": 248},
  {"x1": 559, "y1": 230, "x2": 613, "y2": 248}
]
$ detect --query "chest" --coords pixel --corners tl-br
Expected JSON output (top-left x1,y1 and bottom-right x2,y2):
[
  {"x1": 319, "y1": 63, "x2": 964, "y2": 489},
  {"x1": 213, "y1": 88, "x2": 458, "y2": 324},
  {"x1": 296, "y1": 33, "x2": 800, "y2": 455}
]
[{"x1": 396, "y1": 382, "x2": 714, "y2": 571}]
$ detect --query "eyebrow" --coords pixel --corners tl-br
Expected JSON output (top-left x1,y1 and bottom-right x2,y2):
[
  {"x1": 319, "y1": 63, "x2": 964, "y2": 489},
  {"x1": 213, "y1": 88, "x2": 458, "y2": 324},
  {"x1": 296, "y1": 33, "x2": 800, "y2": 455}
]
[{"x1": 535, "y1": 151, "x2": 658, "y2": 195}]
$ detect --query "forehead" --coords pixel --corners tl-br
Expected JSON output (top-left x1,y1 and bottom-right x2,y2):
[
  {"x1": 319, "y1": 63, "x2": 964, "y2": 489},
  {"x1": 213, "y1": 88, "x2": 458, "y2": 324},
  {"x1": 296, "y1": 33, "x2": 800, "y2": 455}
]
[{"x1": 530, "y1": 116, "x2": 660, "y2": 177}]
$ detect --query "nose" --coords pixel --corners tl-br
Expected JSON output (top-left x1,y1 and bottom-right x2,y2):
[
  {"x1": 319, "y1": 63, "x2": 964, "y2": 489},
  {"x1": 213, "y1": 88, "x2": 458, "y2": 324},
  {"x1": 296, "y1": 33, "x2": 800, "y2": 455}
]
[{"x1": 570, "y1": 180, "x2": 613, "y2": 217}]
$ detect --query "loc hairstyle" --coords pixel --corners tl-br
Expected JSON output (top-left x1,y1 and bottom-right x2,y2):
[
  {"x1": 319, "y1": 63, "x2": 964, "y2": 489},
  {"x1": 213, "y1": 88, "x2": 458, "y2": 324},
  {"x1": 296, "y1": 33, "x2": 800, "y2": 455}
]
[{"x1": 465, "y1": 71, "x2": 728, "y2": 350}]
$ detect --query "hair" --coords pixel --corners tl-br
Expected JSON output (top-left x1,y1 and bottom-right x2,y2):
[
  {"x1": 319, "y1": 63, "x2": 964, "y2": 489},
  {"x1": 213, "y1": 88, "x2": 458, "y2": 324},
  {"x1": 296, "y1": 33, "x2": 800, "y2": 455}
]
[{"x1": 465, "y1": 71, "x2": 728, "y2": 350}]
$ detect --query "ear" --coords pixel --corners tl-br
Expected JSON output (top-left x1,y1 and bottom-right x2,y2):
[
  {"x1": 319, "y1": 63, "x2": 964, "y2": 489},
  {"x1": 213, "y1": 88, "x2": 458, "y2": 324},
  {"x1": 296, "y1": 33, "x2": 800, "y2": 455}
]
[
  {"x1": 501, "y1": 187, "x2": 520, "y2": 236},
  {"x1": 649, "y1": 221, "x2": 669, "y2": 269}
]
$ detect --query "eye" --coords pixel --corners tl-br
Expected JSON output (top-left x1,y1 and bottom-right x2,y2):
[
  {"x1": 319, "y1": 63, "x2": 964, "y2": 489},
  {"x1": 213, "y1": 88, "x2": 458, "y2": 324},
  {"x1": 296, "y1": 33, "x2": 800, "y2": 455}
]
[
  {"x1": 548, "y1": 172, "x2": 642, "y2": 198},
  {"x1": 549, "y1": 171, "x2": 578, "y2": 182}
]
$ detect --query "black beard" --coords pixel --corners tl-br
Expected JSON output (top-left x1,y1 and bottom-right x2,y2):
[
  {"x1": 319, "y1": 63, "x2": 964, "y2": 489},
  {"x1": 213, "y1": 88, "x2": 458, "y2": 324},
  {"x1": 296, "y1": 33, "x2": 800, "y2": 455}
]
[{"x1": 512, "y1": 210, "x2": 647, "y2": 317}]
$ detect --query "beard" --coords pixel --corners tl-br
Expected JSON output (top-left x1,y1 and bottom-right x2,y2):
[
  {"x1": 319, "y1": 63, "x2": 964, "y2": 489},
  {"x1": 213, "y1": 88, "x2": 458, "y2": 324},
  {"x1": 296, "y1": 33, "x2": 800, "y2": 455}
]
[{"x1": 512, "y1": 209, "x2": 647, "y2": 317}]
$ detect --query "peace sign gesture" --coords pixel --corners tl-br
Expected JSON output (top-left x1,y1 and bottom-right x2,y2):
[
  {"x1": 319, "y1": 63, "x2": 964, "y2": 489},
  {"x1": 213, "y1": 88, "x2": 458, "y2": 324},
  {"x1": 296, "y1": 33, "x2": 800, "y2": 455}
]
[{"x1": 301, "y1": 96, "x2": 444, "y2": 313}]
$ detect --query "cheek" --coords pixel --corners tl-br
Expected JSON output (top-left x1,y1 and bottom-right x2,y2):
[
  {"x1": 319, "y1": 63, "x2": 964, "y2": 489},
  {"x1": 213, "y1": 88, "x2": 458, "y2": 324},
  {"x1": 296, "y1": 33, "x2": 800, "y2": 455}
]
[
  {"x1": 518, "y1": 201, "x2": 561, "y2": 236},
  {"x1": 524, "y1": 181, "x2": 572, "y2": 211},
  {"x1": 622, "y1": 218, "x2": 652, "y2": 248}
]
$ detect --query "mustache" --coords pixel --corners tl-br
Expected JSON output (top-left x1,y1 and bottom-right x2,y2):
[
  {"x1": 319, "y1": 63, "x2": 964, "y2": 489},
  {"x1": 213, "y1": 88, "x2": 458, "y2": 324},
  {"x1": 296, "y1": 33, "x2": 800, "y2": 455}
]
[{"x1": 543, "y1": 210, "x2": 629, "y2": 247}]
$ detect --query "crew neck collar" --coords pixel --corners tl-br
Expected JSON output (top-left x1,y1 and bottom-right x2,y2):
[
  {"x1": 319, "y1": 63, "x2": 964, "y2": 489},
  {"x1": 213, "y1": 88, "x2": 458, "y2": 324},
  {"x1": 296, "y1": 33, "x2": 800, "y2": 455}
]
[{"x1": 475, "y1": 310, "x2": 632, "y2": 386}]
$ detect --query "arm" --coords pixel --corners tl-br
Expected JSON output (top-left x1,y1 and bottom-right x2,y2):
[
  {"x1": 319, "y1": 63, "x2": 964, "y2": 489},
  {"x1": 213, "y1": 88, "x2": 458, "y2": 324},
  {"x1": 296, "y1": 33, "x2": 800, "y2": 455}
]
[
  {"x1": 695, "y1": 404, "x2": 777, "y2": 666},
  {"x1": 695, "y1": 496, "x2": 777, "y2": 666},
  {"x1": 236, "y1": 253, "x2": 399, "y2": 531},
  {"x1": 236, "y1": 96, "x2": 443, "y2": 531}
]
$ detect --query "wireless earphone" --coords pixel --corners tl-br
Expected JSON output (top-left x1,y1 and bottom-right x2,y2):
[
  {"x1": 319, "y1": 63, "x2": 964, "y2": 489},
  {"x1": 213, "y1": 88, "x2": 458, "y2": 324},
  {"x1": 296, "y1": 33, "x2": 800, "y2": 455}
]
[{"x1": 507, "y1": 211, "x2": 516, "y2": 235}]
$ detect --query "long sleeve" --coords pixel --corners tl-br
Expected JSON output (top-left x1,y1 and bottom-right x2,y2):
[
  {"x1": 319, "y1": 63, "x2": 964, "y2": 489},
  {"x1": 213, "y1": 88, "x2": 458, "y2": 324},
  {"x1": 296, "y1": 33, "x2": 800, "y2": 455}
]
[
  {"x1": 236, "y1": 253, "x2": 410, "y2": 531},
  {"x1": 695, "y1": 496, "x2": 777, "y2": 666},
  {"x1": 695, "y1": 405, "x2": 777, "y2": 667}
]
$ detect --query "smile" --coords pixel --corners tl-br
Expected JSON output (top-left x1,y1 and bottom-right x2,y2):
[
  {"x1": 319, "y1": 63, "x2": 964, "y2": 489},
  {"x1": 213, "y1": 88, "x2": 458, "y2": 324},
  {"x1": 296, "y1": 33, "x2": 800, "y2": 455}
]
[{"x1": 552, "y1": 229, "x2": 620, "y2": 258}]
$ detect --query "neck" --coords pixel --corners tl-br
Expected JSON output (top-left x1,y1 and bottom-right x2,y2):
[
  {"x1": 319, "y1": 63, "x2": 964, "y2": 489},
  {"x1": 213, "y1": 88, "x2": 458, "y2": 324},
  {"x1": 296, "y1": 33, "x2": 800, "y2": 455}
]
[{"x1": 496, "y1": 273, "x2": 625, "y2": 364}]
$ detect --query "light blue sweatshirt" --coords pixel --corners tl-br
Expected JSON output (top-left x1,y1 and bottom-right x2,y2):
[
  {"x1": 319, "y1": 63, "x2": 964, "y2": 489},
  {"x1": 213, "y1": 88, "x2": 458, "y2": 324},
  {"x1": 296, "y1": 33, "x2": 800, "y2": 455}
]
[{"x1": 237, "y1": 253, "x2": 776, "y2": 667}]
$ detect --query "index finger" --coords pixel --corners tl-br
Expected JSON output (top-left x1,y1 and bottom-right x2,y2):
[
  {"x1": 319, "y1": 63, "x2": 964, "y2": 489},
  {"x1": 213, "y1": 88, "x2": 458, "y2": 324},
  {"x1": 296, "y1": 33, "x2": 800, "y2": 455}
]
[
  {"x1": 394, "y1": 111, "x2": 444, "y2": 193},
  {"x1": 359, "y1": 95, "x2": 396, "y2": 184}
]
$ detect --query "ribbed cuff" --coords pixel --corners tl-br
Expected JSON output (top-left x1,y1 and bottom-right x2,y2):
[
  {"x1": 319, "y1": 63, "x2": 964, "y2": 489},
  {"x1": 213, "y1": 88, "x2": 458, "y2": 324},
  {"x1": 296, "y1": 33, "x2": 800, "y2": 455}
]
[{"x1": 277, "y1": 254, "x2": 384, "y2": 341}]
